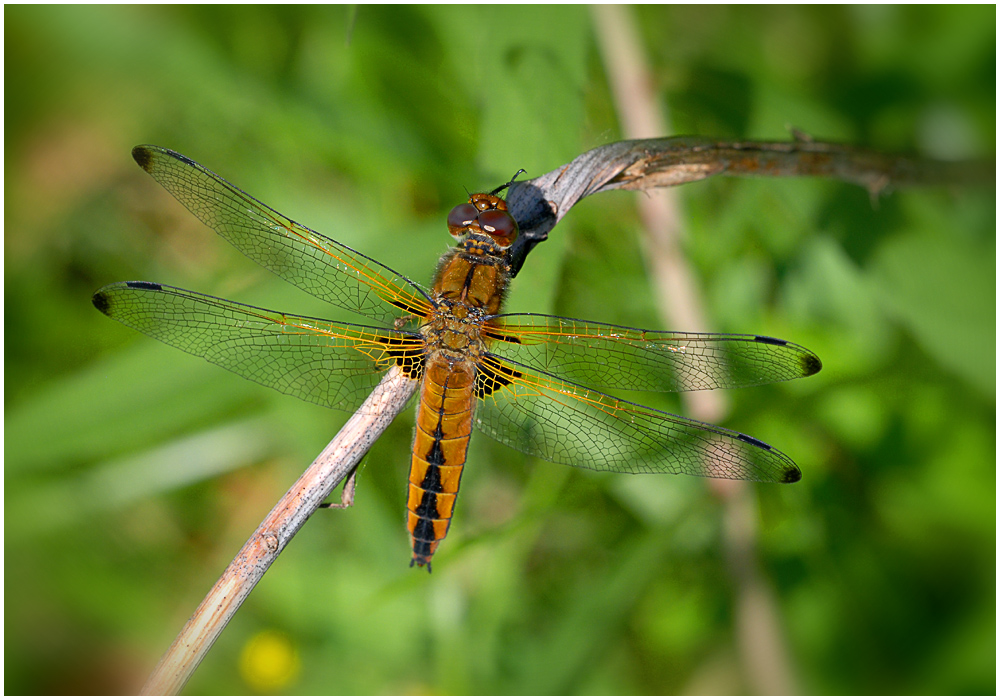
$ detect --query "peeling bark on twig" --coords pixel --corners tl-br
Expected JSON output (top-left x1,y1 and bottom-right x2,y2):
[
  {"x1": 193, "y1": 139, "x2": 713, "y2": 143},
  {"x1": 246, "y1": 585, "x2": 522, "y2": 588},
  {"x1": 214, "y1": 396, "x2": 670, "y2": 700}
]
[{"x1": 505, "y1": 136, "x2": 992, "y2": 276}]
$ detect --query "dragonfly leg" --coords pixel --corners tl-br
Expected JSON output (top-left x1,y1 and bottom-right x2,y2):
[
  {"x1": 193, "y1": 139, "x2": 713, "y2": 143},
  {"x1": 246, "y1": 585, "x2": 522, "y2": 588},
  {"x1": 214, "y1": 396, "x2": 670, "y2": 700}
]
[
  {"x1": 393, "y1": 313, "x2": 417, "y2": 330},
  {"x1": 319, "y1": 468, "x2": 358, "y2": 510}
]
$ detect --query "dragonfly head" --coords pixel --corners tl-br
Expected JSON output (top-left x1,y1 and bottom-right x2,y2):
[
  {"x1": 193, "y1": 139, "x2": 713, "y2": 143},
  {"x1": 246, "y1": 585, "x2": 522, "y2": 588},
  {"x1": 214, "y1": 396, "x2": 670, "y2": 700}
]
[{"x1": 447, "y1": 193, "x2": 519, "y2": 250}]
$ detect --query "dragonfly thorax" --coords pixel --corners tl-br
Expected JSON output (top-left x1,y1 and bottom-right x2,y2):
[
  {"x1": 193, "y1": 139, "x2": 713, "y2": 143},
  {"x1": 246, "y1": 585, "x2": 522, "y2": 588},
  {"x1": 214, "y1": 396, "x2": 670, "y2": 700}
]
[
  {"x1": 421, "y1": 311, "x2": 489, "y2": 362},
  {"x1": 431, "y1": 236, "x2": 512, "y2": 316}
]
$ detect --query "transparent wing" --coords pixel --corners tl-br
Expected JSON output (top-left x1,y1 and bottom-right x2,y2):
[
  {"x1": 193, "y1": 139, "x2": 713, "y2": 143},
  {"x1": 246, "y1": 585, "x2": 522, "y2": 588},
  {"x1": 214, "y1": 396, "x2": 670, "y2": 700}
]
[
  {"x1": 485, "y1": 314, "x2": 821, "y2": 393},
  {"x1": 132, "y1": 145, "x2": 435, "y2": 327},
  {"x1": 474, "y1": 355, "x2": 801, "y2": 483},
  {"x1": 93, "y1": 281, "x2": 424, "y2": 411}
]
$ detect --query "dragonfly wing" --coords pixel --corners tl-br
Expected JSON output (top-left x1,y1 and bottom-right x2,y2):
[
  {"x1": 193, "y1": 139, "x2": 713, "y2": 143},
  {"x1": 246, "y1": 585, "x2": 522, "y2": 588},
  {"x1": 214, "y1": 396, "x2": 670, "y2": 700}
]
[
  {"x1": 485, "y1": 313, "x2": 821, "y2": 393},
  {"x1": 474, "y1": 354, "x2": 801, "y2": 483},
  {"x1": 131, "y1": 145, "x2": 434, "y2": 327},
  {"x1": 93, "y1": 281, "x2": 424, "y2": 411}
]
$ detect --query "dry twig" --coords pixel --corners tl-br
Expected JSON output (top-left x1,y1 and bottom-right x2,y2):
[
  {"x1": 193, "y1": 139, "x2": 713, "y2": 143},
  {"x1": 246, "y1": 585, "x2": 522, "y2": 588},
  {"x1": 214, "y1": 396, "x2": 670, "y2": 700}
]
[
  {"x1": 505, "y1": 136, "x2": 991, "y2": 276},
  {"x1": 141, "y1": 367, "x2": 416, "y2": 695}
]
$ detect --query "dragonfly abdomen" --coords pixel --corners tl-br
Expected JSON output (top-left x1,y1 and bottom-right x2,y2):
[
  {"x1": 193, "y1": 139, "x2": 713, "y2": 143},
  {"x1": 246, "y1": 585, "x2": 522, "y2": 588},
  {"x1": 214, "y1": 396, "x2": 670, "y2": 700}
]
[{"x1": 407, "y1": 356, "x2": 477, "y2": 570}]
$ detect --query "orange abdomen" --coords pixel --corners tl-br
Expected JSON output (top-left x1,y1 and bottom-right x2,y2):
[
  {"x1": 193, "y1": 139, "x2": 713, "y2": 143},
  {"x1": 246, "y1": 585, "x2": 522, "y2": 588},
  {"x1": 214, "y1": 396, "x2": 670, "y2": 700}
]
[{"x1": 406, "y1": 355, "x2": 477, "y2": 570}]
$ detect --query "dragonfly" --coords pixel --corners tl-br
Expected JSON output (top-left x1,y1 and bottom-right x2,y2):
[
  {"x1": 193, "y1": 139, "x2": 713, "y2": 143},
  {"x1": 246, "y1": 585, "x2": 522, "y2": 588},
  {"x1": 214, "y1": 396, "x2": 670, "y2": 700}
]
[{"x1": 94, "y1": 146, "x2": 822, "y2": 571}]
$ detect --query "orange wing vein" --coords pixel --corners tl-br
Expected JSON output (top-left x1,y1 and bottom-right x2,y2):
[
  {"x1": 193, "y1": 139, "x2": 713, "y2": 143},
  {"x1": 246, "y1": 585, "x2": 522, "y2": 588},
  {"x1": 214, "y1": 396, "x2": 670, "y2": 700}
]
[
  {"x1": 132, "y1": 145, "x2": 435, "y2": 327},
  {"x1": 474, "y1": 354, "x2": 801, "y2": 483},
  {"x1": 485, "y1": 313, "x2": 821, "y2": 394},
  {"x1": 93, "y1": 281, "x2": 424, "y2": 411}
]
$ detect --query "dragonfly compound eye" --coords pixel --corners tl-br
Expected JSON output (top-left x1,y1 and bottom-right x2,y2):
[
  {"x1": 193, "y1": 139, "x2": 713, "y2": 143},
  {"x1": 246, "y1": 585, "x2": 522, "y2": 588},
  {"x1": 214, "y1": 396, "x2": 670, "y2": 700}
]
[
  {"x1": 447, "y1": 203, "x2": 480, "y2": 239},
  {"x1": 477, "y1": 209, "x2": 518, "y2": 248}
]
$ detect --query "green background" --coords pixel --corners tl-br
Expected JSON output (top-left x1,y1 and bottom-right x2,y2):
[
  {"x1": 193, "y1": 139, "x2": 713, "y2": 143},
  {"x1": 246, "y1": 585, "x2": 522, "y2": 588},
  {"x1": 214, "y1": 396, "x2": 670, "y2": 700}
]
[{"x1": 5, "y1": 5, "x2": 994, "y2": 694}]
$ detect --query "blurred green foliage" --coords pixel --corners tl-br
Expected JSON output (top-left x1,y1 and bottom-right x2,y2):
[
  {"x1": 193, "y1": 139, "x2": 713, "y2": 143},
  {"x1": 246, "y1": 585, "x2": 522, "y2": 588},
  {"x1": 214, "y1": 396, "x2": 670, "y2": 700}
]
[{"x1": 5, "y1": 5, "x2": 994, "y2": 695}]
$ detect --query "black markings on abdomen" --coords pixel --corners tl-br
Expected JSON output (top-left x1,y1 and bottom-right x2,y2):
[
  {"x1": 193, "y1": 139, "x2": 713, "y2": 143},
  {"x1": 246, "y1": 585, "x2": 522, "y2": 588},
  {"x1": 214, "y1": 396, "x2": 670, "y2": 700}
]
[
  {"x1": 417, "y1": 382, "x2": 450, "y2": 523},
  {"x1": 411, "y1": 519, "x2": 437, "y2": 544}
]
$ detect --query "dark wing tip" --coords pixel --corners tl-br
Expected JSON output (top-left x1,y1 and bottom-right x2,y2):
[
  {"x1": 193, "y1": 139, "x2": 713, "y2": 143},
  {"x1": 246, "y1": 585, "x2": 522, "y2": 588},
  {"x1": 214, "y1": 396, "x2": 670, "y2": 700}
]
[
  {"x1": 735, "y1": 432, "x2": 802, "y2": 483},
  {"x1": 754, "y1": 335, "x2": 823, "y2": 378},
  {"x1": 736, "y1": 432, "x2": 771, "y2": 450},
  {"x1": 92, "y1": 290, "x2": 112, "y2": 315},
  {"x1": 801, "y1": 352, "x2": 823, "y2": 377},
  {"x1": 132, "y1": 145, "x2": 153, "y2": 172},
  {"x1": 94, "y1": 281, "x2": 162, "y2": 315},
  {"x1": 781, "y1": 465, "x2": 802, "y2": 484},
  {"x1": 125, "y1": 280, "x2": 162, "y2": 291}
]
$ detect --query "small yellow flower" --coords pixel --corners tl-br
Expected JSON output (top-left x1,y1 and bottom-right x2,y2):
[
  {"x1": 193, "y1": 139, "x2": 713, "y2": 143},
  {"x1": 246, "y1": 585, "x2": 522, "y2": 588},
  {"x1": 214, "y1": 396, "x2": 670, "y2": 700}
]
[{"x1": 239, "y1": 630, "x2": 300, "y2": 692}]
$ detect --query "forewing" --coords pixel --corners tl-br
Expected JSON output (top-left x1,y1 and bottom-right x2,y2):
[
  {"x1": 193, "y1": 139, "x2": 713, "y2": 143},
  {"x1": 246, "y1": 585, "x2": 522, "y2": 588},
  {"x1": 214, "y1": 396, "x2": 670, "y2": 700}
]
[
  {"x1": 132, "y1": 145, "x2": 434, "y2": 327},
  {"x1": 474, "y1": 354, "x2": 801, "y2": 483},
  {"x1": 93, "y1": 281, "x2": 424, "y2": 411},
  {"x1": 485, "y1": 314, "x2": 821, "y2": 393}
]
